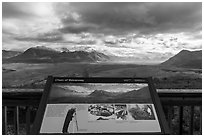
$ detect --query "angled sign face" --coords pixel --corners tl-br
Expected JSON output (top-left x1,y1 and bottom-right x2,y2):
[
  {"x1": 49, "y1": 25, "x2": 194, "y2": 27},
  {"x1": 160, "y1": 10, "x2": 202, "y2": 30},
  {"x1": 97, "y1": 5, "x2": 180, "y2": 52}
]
[{"x1": 32, "y1": 76, "x2": 169, "y2": 135}]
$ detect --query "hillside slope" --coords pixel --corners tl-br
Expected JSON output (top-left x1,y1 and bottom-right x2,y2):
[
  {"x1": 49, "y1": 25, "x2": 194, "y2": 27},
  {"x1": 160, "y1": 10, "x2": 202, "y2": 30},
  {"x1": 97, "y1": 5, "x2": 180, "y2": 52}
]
[
  {"x1": 161, "y1": 50, "x2": 202, "y2": 69},
  {"x1": 2, "y1": 50, "x2": 22, "y2": 58}
]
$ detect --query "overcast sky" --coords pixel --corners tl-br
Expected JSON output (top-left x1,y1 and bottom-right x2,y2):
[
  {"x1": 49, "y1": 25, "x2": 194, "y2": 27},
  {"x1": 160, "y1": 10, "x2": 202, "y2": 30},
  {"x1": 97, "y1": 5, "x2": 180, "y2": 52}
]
[{"x1": 2, "y1": 2, "x2": 202, "y2": 62}]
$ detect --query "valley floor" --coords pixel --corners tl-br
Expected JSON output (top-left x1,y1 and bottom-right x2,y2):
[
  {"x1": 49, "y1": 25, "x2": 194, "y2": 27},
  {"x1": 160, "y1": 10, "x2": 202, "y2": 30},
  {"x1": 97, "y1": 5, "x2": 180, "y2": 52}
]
[{"x1": 2, "y1": 62, "x2": 202, "y2": 89}]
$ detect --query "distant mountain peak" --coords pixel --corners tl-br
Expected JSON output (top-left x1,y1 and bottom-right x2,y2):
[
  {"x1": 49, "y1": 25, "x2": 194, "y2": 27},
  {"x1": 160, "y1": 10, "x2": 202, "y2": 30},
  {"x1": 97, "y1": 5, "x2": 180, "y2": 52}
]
[
  {"x1": 179, "y1": 49, "x2": 190, "y2": 53},
  {"x1": 89, "y1": 90, "x2": 113, "y2": 97},
  {"x1": 179, "y1": 49, "x2": 201, "y2": 54},
  {"x1": 23, "y1": 46, "x2": 59, "y2": 56},
  {"x1": 60, "y1": 47, "x2": 70, "y2": 52},
  {"x1": 161, "y1": 49, "x2": 202, "y2": 69},
  {"x1": 30, "y1": 46, "x2": 58, "y2": 52},
  {"x1": 5, "y1": 46, "x2": 110, "y2": 63}
]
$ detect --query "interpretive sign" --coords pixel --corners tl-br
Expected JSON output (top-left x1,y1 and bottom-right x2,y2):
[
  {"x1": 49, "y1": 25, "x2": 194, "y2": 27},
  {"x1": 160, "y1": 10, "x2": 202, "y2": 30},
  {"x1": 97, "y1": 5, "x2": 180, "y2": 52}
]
[{"x1": 32, "y1": 76, "x2": 169, "y2": 134}]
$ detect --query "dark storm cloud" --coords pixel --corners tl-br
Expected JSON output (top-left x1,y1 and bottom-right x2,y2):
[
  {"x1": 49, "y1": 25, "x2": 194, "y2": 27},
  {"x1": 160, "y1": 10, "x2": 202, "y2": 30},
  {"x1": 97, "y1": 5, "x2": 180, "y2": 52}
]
[
  {"x1": 2, "y1": 28, "x2": 16, "y2": 35},
  {"x1": 145, "y1": 3, "x2": 202, "y2": 34},
  {"x1": 59, "y1": 24, "x2": 97, "y2": 34},
  {"x1": 2, "y1": 2, "x2": 37, "y2": 19},
  {"x1": 55, "y1": 2, "x2": 201, "y2": 35}
]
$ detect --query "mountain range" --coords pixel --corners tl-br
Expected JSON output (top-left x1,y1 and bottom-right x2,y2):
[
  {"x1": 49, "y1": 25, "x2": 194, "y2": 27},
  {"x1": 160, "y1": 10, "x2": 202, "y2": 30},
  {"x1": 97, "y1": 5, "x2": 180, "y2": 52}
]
[
  {"x1": 2, "y1": 46, "x2": 202, "y2": 69},
  {"x1": 3, "y1": 46, "x2": 109, "y2": 63},
  {"x1": 89, "y1": 86, "x2": 150, "y2": 97},
  {"x1": 89, "y1": 89, "x2": 121, "y2": 97}
]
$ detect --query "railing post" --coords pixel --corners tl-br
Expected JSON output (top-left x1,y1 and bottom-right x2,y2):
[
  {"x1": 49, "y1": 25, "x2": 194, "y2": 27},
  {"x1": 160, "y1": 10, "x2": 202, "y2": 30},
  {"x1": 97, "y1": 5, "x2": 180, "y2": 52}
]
[
  {"x1": 190, "y1": 106, "x2": 194, "y2": 134},
  {"x1": 26, "y1": 106, "x2": 31, "y2": 135},
  {"x1": 179, "y1": 106, "x2": 183, "y2": 135},
  {"x1": 14, "y1": 106, "x2": 19, "y2": 135},
  {"x1": 167, "y1": 106, "x2": 173, "y2": 133},
  {"x1": 2, "y1": 106, "x2": 7, "y2": 135},
  {"x1": 200, "y1": 106, "x2": 202, "y2": 134}
]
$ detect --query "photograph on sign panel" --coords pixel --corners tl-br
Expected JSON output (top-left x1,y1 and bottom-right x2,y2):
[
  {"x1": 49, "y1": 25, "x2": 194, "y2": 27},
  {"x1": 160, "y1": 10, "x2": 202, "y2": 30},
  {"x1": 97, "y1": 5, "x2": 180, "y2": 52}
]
[
  {"x1": 88, "y1": 104, "x2": 115, "y2": 121},
  {"x1": 48, "y1": 83, "x2": 152, "y2": 104},
  {"x1": 114, "y1": 104, "x2": 128, "y2": 120},
  {"x1": 128, "y1": 104, "x2": 155, "y2": 120}
]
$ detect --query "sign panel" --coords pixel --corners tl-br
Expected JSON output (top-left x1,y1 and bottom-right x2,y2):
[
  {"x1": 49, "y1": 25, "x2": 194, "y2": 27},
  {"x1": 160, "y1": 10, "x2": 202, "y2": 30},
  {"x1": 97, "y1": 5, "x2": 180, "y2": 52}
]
[{"x1": 32, "y1": 77, "x2": 169, "y2": 134}]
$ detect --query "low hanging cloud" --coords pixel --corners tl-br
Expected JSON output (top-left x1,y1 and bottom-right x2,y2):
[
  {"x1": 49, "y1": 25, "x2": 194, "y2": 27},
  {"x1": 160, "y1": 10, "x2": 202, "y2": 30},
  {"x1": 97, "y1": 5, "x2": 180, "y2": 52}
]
[
  {"x1": 14, "y1": 35, "x2": 63, "y2": 43},
  {"x1": 14, "y1": 31, "x2": 63, "y2": 43}
]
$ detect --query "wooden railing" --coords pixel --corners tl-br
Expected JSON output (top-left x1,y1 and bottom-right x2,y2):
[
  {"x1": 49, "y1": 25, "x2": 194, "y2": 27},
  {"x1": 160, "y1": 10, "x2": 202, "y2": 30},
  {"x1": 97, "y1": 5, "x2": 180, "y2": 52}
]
[
  {"x1": 2, "y1": 89, "x2": 202, "y2": 135},
  {"x1": 158, "y1": 89, "x2": 202, "y2": 135}
]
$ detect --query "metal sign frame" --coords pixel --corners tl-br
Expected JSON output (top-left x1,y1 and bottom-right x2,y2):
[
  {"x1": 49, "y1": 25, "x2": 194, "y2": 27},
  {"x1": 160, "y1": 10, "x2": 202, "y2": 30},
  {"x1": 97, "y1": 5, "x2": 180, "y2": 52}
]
[{"x1": 31, "y1": 76, "x2": 169, "y2": 135}]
